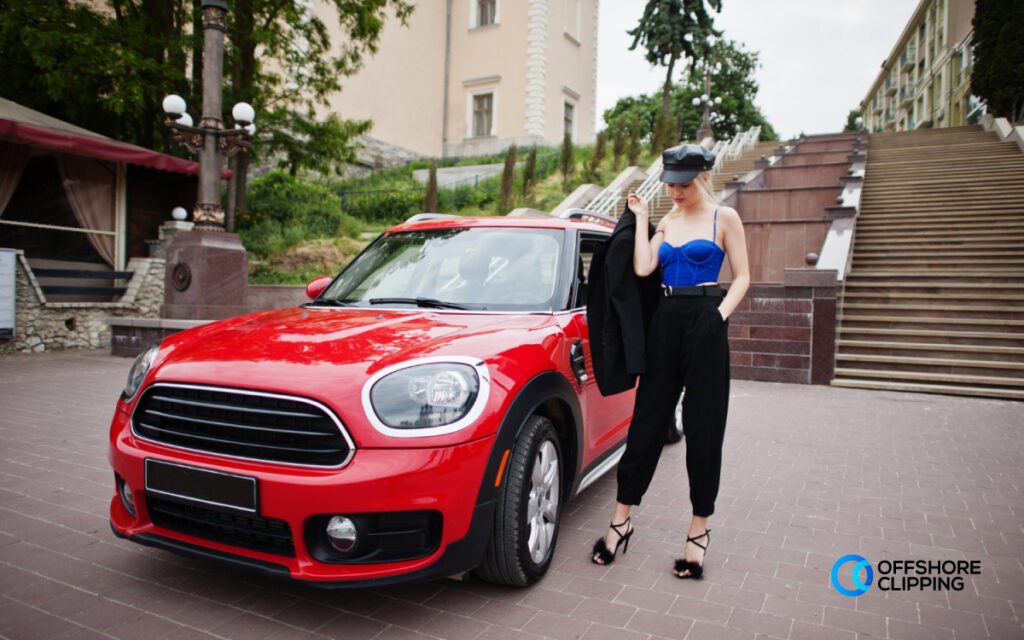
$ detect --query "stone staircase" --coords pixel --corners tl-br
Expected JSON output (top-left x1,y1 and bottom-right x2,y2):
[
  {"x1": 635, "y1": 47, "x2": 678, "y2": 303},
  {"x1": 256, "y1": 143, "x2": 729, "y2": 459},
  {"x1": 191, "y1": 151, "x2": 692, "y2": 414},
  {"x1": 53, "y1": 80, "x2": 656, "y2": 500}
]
[
  {"x1": 712, "y1": 140, "x2": 782, "y2": 193},
  {"x1": 832, "y1": 125, "x2": 1024, "y2": 400}
]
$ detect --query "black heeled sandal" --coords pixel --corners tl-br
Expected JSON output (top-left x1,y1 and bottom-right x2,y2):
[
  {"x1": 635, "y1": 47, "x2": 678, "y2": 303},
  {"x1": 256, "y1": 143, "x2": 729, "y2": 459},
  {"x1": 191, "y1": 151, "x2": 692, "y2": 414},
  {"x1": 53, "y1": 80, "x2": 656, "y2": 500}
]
[
  {"x1": 673, "y1": 529, "x2": 711, "y2": 579},
  {"x1": 591, "y1": 517, "x2": 633, "y2": 565}
]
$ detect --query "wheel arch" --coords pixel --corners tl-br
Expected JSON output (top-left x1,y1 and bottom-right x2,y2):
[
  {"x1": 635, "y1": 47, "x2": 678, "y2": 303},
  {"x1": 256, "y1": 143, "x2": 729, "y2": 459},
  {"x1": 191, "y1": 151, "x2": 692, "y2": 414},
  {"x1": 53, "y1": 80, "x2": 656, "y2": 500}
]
[{"x1": 475, "y1": 370, "x2": 583, "y2": 510}]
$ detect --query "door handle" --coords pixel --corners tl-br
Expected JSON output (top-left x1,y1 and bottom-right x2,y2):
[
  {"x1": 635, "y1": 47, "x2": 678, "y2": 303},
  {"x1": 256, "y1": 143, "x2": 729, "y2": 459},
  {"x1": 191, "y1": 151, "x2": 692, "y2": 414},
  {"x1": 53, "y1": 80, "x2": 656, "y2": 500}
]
[{"x1": 569, "y1": 340, "x2": 587, "y2": 384}]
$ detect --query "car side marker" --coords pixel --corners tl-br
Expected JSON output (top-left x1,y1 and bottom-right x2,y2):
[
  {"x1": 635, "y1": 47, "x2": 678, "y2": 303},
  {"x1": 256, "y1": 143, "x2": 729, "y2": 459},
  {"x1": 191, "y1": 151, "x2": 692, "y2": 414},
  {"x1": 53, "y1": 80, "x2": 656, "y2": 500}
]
[{"x1": 494, "y1": 449, "x2": 511, "y2": 487}]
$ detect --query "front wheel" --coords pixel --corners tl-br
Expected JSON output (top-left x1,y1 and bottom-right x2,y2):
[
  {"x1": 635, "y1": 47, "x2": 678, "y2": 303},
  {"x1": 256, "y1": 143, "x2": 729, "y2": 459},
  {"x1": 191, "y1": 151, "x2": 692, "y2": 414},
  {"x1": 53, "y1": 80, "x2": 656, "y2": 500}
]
[{"x1": 475, "y1": 415, "x2": 562, "y2": 586}]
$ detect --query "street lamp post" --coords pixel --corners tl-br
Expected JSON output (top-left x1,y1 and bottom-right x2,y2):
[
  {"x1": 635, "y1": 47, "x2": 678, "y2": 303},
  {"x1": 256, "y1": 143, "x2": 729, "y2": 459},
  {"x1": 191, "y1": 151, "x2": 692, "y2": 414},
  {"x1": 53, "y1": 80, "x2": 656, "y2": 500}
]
[
  {"x1": 691, "y1": 62, "x2": 722, "y2": 144},
  {"x1": 161, "y1": 0, "x2": 255, "y2": 228},
  {"x1": 159, "y1": 0, "x2": 255, "y2": 321}
]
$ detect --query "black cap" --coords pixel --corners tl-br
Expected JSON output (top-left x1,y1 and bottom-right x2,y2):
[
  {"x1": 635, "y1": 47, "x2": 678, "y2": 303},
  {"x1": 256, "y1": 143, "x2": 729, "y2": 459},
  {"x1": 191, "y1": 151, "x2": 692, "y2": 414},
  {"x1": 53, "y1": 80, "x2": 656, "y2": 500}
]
[{"x1": 659, "y1": 144, "x2": 716, "y2": 184}]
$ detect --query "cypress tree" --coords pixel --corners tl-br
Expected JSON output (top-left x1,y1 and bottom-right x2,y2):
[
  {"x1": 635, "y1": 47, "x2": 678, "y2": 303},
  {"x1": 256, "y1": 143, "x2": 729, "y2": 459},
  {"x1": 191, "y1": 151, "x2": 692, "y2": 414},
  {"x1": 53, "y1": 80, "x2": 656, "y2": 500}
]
[{"x1": 498, "y1": 144, "x2": 518, "y2": 213}]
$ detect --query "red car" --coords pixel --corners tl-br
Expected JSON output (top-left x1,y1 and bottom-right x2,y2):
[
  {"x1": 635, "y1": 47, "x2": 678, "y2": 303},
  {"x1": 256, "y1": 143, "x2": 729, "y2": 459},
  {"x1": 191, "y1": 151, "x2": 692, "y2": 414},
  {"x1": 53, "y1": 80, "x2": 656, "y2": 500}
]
[{"x1": 108, "y1": 214, "x2": 663, "y2": 587}]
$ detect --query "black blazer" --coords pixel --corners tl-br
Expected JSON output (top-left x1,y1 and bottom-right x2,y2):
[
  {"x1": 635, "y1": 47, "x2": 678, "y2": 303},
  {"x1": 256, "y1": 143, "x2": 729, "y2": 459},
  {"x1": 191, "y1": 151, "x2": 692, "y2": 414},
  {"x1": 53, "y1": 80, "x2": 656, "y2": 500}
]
[{"x1": 586, "y1": 205, "x2": 662, "y2": 396}]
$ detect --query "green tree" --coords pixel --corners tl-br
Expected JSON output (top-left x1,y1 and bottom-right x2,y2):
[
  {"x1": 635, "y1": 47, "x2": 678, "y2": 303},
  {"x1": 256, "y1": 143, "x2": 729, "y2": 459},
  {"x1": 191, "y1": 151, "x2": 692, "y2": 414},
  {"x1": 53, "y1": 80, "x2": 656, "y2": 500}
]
[
  {"x1": 972, "y1": 0, "x2": 1024, "y2": 122},
  {"x1": 628, "y1": 0, "x2": 722, "y2": 134},
  {"x1": 611, "y1": 126, "x2": 627, "y2": 169},
  {"x1": 627, "y1": 116, "x2": 642, "y2": 166},
  {"x1": 560, "y1": 133, "x2": 575, "y2": 192},
  {"x1": 521, "y1": 146, "x2": 538, "y2": 198},
  {"x1": 843, "y1": 109, "x2": 863, "y2": 131},
  {"x1": 498, "y1": 144, "x2": 518, "y2": 213},
  {"x1": 424, "y1": 162, "x2": 438, "y2": 212},
  {"x1": 604, "y1": 38, "x2": 777, "y2": 143},
  {"x1": 585, "y1": 130, "x2": 608, "y2": 182},
  {"x1": 0, "y1": 0, "x2": 413, "y2": 175}
]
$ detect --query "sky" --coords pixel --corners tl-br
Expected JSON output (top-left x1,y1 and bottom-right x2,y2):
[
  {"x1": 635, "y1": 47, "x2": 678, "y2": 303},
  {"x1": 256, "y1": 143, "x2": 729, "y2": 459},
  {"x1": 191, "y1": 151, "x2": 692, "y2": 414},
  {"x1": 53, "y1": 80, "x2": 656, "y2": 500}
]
[{"x1": 596, "y1": 0, "x2": 922, "y2": 139}]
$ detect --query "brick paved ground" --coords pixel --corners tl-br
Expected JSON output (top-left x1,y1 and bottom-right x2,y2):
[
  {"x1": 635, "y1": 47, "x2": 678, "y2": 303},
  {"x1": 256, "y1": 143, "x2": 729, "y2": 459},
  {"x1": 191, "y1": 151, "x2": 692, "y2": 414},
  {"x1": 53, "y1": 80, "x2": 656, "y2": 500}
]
[{"x1": 0, "y1": 349, "x2": 1021, "y2": 640}]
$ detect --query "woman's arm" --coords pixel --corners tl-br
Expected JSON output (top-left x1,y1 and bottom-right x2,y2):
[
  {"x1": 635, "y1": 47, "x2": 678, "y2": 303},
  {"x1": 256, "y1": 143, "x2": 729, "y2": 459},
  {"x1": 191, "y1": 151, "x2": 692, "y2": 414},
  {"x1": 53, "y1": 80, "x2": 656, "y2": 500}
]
[
  {"x1": 629, "y1": 190, "x2": 663, "y2": 277},
  {"x1": 717, "y1": 207, "x2": 750, "y2": 320}
]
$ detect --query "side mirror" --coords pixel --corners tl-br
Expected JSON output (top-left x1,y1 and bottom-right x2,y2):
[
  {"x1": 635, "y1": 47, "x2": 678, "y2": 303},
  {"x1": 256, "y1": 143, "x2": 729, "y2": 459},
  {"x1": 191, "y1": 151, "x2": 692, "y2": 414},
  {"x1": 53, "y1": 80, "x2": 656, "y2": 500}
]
[{"x1": 305, "y1": 276, "x2": 332, "y2": 300}]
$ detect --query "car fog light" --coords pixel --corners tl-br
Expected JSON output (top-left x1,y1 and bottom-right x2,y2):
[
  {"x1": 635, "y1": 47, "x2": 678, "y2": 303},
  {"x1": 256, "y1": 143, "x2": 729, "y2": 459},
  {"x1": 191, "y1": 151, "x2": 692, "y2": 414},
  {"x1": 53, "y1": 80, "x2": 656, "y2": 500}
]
[
  {"x1": 326, "y1": 516, "x2": 357, "y2": 552},
  {"x1": 118, "y1": 477, "x2": 136, "y2": 517}
]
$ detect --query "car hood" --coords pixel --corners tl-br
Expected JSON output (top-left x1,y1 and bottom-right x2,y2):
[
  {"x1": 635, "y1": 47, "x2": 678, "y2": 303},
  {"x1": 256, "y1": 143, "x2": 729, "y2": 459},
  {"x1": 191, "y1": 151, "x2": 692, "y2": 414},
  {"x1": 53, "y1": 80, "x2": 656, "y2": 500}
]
[{"x1": 152, "y1": 304, "x2": 551, "y2": 395}]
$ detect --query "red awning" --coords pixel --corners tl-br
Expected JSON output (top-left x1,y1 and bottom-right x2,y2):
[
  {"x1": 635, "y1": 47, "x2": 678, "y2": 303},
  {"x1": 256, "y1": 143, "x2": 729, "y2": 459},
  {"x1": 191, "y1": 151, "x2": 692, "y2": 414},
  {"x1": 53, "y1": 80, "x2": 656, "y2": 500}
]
[{"x1": 0, "y1": 117, "x2": 232, "y2": 178}]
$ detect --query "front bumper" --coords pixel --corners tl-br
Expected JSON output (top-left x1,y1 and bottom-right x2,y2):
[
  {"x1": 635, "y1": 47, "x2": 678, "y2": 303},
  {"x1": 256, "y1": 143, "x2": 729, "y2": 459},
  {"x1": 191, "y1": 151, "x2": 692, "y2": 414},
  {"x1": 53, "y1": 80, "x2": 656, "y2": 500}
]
[{"x1": 108, "y1": 409, "x2": 497, "y2": 586}]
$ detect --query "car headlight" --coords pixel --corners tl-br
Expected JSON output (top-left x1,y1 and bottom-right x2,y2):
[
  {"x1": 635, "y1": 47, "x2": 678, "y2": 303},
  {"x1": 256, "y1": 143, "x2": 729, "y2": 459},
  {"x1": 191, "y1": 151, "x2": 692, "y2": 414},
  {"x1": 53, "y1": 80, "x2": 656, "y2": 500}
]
[
  {"x1": 364, "y1": 358, "x2": 490, "y2": 437},
  {"x1": 122, "y1": 342, "x2": 160, "y2": 400}
]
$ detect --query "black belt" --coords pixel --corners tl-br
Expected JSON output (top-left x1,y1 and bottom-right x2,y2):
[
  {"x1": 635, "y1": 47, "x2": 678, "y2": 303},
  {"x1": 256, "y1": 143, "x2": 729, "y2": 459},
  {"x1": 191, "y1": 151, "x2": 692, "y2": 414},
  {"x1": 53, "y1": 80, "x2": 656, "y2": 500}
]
[{"x1": 662, "y1": 285, "x2": 726, "y2": 298}]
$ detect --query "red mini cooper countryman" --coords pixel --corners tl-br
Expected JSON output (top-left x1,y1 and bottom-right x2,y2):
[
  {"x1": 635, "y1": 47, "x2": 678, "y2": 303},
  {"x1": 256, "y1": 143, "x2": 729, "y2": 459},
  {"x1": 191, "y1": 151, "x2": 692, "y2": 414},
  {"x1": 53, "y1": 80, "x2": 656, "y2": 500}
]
[{"x1": 108, "y1": 214, "x2": 662, "y2": 588}]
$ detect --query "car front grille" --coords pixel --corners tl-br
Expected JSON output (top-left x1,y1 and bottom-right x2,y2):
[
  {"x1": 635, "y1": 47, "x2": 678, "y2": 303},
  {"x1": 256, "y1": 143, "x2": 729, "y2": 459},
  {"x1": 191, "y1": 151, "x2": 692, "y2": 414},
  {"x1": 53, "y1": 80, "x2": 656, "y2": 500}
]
[
  {"x1": 132, "y1": 384, "x2": 352, "y2": 467},
  {"x1": 146, "y1": 495, "x2": 295, "y2": 557}
]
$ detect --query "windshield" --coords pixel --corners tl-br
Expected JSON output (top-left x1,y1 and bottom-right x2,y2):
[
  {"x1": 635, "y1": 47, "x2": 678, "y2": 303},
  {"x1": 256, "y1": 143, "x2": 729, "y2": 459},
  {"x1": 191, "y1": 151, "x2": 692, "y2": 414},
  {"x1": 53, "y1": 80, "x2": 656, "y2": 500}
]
[{"x1": 318, "y1": 227, "x2": 565, "y2": 311}]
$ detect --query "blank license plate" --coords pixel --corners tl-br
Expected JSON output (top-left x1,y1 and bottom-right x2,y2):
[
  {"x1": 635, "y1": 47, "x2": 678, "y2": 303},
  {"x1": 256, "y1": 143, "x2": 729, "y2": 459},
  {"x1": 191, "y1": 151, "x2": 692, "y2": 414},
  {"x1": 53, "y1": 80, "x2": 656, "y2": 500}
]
[{"x1": 145, "y1": 459, "x2": 257, "y2": 513}]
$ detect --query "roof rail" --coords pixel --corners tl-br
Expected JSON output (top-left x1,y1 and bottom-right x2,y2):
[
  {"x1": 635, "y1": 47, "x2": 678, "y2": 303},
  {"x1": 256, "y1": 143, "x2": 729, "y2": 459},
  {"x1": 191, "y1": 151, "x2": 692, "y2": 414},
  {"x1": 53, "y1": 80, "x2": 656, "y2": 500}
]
[
  {"x1": 404, "y1": 213, "x2": 459, "y2": 224},
  {"x1": 559, "y1": 208, "x2": 617, "y2": 228}
]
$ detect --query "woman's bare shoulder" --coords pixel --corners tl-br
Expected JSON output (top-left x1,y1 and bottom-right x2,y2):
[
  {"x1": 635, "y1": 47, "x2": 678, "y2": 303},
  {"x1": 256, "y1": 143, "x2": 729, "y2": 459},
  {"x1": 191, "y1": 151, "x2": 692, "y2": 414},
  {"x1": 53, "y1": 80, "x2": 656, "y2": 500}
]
[{"x1": 717, "y1": 206, "x2": 742, "y2": 224}]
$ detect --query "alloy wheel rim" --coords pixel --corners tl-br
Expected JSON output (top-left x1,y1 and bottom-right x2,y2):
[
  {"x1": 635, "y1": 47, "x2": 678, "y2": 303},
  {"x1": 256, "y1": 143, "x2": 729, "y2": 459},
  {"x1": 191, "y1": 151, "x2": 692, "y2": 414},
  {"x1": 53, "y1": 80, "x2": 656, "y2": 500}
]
[{"x1": 526, "y1": 440, "x2": 560, "y2": 564}]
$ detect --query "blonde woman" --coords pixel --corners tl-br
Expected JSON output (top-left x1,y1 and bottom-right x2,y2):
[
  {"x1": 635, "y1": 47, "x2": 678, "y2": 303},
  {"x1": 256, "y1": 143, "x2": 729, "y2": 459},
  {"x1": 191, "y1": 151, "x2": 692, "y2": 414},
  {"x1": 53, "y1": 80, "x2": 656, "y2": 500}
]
[{"x1": 591, "y1": 144, "x2": 750, "y2": 580}]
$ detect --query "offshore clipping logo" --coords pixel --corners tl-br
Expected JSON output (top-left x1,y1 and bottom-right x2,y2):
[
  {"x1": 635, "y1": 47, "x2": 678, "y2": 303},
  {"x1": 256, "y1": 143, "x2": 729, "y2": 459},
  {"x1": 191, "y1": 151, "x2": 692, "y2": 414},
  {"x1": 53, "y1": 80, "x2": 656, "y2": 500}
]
[{"x1": 831, "y1": 554, "x2": 873, "y2": 597}]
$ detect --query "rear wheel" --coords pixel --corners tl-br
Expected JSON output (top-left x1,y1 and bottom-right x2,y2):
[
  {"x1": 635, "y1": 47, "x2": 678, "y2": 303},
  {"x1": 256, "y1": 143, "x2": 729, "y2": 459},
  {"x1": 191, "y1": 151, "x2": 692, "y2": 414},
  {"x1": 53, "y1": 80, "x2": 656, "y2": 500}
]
[{"x1": 475, "y1": 415, "x2": 562, "y2": 586}]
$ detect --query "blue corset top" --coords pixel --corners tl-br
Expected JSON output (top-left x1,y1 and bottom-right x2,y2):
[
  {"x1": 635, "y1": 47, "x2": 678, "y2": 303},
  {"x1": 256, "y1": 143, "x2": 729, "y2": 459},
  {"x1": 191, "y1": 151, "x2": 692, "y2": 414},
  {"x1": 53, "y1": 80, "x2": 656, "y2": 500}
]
[{"x1": 659, "y1": 209, "x2": 726, "y2": 286}]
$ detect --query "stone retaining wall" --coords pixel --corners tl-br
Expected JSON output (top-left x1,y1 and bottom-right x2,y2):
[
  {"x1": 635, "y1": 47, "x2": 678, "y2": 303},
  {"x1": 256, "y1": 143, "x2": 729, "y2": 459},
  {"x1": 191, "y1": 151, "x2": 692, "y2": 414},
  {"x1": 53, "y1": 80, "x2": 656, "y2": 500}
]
[{"x1": 0, "y1": 251, "x2": 164, "y2": 354}]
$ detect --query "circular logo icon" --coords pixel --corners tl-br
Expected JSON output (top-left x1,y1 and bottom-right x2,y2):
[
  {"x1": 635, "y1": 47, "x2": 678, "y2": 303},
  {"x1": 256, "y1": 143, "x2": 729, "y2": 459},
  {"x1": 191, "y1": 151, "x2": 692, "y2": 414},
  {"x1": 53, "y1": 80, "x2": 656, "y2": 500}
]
[{"x1": 831, "y1": 554, "x2": 873, "y2": 597}]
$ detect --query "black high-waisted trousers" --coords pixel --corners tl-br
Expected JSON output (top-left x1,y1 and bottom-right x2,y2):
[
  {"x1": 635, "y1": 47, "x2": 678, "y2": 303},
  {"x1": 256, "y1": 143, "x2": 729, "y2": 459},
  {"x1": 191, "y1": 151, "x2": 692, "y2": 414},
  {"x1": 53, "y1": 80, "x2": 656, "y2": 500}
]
[{"x1": 616, "y1": 295, "x2": 730, "y2": 517}]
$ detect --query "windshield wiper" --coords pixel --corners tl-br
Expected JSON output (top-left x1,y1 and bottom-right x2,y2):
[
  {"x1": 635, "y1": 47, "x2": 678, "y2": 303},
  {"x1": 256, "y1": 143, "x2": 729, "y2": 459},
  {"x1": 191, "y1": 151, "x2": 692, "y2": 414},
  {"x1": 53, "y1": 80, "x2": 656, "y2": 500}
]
[
  {"x1": 368, "y1": 297, "x2": 470, "y2": 310},
  {"x1": 307, "y1": 298, "x2": 356, "y2": 307}
]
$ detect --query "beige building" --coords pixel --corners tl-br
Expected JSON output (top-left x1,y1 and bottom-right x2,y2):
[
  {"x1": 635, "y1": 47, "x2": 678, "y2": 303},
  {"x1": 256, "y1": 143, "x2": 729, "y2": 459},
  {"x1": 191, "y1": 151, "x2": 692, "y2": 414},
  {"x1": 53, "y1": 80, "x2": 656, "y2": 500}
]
[
  {"x1": 860, "y1": 0, "x2": 979, "y2": 133},
  {"x1": 317, "y1": 0, "x2": 599, "y2": 159}
]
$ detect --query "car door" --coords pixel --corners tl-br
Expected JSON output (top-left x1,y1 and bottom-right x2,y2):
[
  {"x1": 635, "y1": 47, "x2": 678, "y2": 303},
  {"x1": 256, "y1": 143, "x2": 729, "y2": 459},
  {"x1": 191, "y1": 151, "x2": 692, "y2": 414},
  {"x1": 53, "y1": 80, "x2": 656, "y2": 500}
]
[{"x1": 562, "y1": 232, "x2": 634, "y2": 469}]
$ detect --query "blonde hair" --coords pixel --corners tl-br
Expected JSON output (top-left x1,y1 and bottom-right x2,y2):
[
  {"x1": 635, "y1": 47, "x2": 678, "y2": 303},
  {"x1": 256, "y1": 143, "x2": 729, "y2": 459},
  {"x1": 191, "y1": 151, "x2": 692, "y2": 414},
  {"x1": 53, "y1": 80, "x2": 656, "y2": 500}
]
[{"x1": 664, "y1": 170, "x2": 717, "y2": 217}]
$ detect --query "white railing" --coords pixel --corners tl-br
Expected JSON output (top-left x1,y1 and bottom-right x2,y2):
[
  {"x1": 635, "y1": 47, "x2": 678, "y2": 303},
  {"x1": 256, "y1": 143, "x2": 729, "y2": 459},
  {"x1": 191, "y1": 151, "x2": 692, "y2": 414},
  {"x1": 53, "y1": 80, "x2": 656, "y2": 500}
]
[
  {"x1": 584, "y1": 187, "x2": 622, "y2": 216},
  {"x1": 582, "y1": 126, "x2": 763, "y2": 216}
]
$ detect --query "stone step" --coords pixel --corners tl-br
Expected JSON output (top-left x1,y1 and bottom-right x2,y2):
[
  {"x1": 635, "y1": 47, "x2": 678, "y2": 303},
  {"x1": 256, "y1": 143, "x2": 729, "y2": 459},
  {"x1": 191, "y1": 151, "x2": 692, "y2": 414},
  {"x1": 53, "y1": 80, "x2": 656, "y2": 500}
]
[
  {"x1": 855, "y1": 221, "x2": 1024, "y2": 234},
  {"x1": 837, "y1": 326, "x2": 1023, "y2": 346},
  {"x1": 841, "y1": 302, "x2": 1024, "y2": 315},
  {"x1": 830, "y1": 378, "x2": 1024, "y2": 400},
  {"x1": 832, "y1": 367, "x2": 1024, "y2": 388},
  {"x1": 843, "y1": 280, "x2": 1024, "y2": 289},
  {"x1": 838, "y1": 315, "x2": 1024, "y2": 332},
  {"x1": 851, "y1": 250, "x2": 1024, "y2": 259},
  {"x1": 847, "y1": 270, "x2": 1024, "y2": 280},
  {"x1": 842, "y1": 290, "x2": 1024, "y2": 303},
  {"x1": 853, "y1": 230, "x2": 1024, "y2": 241},
  {"x1": 851, "y1": 258, "x2": 1024, "y2": 268},
  {"x1": 831, "y1": 354, "x2": 1024, "y2": 378},
  {"x1": 851, "y1": 237, "x2": 1024, "y2": 247},
  {"x1": 838, "y1": 339, "x2": 1024, "y2": 360},
  {"x1": 856, "y1": 213, "x2": 1024, "y2": 226}
]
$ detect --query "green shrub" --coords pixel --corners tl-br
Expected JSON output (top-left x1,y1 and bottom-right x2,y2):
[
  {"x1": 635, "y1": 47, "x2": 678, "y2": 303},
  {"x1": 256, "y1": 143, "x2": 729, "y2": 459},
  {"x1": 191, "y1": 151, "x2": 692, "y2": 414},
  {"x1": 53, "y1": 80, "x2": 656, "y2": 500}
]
[{"x1": 238, "y1": 170, "x2": 363, "y2": 258}]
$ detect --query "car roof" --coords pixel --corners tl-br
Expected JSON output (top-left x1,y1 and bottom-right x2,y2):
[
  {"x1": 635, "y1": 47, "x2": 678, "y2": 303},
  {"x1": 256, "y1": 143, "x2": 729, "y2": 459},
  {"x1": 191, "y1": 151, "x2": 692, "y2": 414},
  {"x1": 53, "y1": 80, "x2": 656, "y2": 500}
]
[{"x1": 386, "y1": 215, "x2": 613, "y2": 236}]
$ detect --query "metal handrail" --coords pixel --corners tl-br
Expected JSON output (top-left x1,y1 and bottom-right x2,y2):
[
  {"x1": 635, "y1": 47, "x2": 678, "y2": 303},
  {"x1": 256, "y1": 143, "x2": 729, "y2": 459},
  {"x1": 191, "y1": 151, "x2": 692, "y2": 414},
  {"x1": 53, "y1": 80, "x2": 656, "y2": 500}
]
[{"x1": 585, "y1": 187, "x2": 622, "y2": 216}]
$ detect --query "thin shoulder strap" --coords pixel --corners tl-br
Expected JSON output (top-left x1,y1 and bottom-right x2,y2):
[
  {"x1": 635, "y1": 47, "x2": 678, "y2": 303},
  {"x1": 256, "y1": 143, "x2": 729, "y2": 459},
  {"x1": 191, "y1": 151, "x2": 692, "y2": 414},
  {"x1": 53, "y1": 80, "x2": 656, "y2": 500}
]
[{"x1": 712, "y1": 208, "x2": 718, "y2": 242}]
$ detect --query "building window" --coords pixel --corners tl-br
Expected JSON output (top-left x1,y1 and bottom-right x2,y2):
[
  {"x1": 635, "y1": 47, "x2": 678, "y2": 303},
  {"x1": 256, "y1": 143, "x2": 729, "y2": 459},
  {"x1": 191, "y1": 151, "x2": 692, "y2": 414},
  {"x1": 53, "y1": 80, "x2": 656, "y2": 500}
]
[
  {"x1": 473, "y1": 93, "x2": 494, "y2": 137},
  {"x1": 477, "y1": 0, "x2": 496, "y2": 27},
  {"x1": 563, "y1": 101, "x2": 575, "y2": 141}
]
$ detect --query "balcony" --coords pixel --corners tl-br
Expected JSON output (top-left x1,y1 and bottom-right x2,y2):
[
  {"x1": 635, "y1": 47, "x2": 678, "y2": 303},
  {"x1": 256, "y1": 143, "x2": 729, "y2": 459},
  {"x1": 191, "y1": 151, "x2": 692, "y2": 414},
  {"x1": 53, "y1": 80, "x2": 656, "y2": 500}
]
[
  {"x1": 884, "y1": 77, "x2": 897, "y2": 96},
  {"x1": 900, "y1": 46, "x2": 916, "y2": 70},
  {"x1": 873, "y1": 100, "x2": 883, "y2": 114},
  {"x1": 899, "y1": 85, "x2": 914, "y2": 107},
  {"x1": 884, "y1": 109, "x2": 894, "y2": 122}
]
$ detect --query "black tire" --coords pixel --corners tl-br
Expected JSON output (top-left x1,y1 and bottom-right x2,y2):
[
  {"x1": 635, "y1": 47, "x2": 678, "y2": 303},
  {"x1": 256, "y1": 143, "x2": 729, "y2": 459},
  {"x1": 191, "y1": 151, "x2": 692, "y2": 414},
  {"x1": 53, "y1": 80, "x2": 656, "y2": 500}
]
[
  {"x1": 665, "y1": 392, "x2": 684, "y2": 444},
  {"x1": 474, "y1": 415, "x2": 563, "y2": 587}
]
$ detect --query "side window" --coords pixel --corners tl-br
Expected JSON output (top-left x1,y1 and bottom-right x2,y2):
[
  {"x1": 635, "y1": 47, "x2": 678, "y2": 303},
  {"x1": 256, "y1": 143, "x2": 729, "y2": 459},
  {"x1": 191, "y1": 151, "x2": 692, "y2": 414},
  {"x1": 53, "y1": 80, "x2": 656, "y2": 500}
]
[{"x1": 573, "y1": 235, "x2": 605, "y2": 309}]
